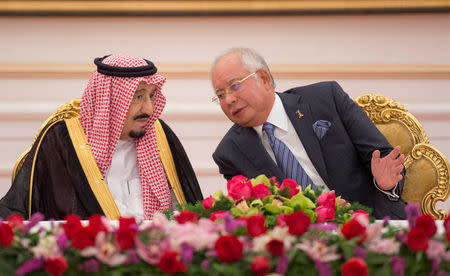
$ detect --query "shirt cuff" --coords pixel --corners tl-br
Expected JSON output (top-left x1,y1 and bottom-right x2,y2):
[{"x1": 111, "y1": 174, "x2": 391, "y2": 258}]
[{"x1": 373, "y1": 178, "x2": 400, "y2": 201}]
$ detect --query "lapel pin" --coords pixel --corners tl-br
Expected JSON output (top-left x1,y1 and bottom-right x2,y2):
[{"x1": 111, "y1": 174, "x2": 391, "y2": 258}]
[{"x1": 296, "y1": 110, "x2": 304, "y2": 119}]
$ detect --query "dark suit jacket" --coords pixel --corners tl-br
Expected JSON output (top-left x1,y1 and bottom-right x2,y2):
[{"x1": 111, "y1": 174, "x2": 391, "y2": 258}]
[{"x1": 213, "y1": 81, "x2": 406, "y2": 219}]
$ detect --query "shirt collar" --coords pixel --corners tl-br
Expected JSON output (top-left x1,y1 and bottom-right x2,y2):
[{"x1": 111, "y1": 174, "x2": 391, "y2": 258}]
[{"x1": 253, "y1": 94, "x2": 288, "y2": 137}]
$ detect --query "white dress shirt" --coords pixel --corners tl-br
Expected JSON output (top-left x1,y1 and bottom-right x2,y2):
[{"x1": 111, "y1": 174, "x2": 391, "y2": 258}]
[
  {"x1": 106, "y1": 140, "x2": 144, "y2": 219},
  {"x1": 253, "y1": 94, "x2": 328, "y2": 191},
  {"x1": 105, "y1": 140, "x2": 179, "y2": 219}
]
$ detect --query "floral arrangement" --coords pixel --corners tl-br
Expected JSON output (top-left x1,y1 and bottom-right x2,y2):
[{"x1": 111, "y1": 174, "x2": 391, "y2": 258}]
[
  {"x1": 0, "y1": 175, "x2": 449, "y2": 276},
  {"x1": 180, "y1": 174, "x2": 373, "y2": 227}
]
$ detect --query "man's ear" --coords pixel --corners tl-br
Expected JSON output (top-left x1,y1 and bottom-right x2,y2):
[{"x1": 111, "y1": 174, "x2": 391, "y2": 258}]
[{"x1": 258, "y1": 69, "x2": 272, "y2": 87}]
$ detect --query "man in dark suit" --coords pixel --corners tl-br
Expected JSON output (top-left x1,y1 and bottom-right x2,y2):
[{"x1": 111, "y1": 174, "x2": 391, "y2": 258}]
[{"x1": 211, "y1": 47, "x2": 406, "y2": 219}]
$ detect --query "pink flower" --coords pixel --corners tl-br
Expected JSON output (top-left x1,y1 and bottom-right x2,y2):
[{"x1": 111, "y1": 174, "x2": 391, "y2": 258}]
[
  {"x1": 81, "y1": 232, "x2": 127, "y2": 266},
  {"x1": 368, "y1": 238, "x2": 400, "y2": 255},
  {"x1": 202, "y1": 196, "x2": 215, "y2": 209},
  {"x1": 316, "y1": 206, "x2": 335, "y2": 222},
  {"x1": 136, "y1": 235, "x2": 171, "y2": 265},
  {"x1": 227, "y1": 176, "x2": 252, "y2": 201},
  {"x1": 210, "y1": 211, "x2": 226, "y2": 221},
  {"x1": 317, "y1": 191, "x2": 336, "y2": 208},
  {"x1": 251, "y1": 183, "x2": 272, "y2": 199},
  {"x1": 352, "y1": 210, "x2": 370, "y2": 223},
  {"x1": 296, "y1": 240, "x2": 340, "y2": 263},
  {"x1": 426, "y1": 240, "x2": 446, "y2": 260},
  {"x1": 280, "y1": 179, "x2": 300, "y2": 198},
  {"x1": 338, "y1": 198, "x2": 351, "y2": 208}
]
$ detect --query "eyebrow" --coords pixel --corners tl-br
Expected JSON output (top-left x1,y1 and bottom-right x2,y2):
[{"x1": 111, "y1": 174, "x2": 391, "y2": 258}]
[
  {"x1": 214, "y1": 76, "x2": 241, "y2": 93},
  {"x1": 135, "y1": 88, "x2": 146, "y2": 93}
]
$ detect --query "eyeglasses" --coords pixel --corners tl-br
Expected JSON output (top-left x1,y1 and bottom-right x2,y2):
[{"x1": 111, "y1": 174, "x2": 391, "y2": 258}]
[{"x1": 212, "y1": 71, "x2": 256, "y2": 104}]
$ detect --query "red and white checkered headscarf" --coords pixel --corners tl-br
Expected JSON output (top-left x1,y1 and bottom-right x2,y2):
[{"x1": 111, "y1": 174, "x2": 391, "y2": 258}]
[{"x1": 79, "y1": 53, "x2": 171, "y2": 219}]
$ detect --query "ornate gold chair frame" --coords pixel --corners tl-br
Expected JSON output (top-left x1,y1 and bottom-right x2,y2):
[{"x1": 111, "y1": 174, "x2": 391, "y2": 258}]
[{"x1": 356, "y1": 94, "x2": 449, "y2": 219}]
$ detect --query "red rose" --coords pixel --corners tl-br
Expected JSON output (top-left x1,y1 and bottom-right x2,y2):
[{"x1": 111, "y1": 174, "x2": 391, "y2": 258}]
[
  {"x1": 266, "y1": 239, "x2": 284, "y2": 256},
  {"x1": 277, "y1": 214, "x2": 287, "y2": 227},
  {"x1": 246, "y1": 214, "x2": 266, "y2": 237},
  {"x1": 280, "y1": 179, "x2": 300, "y2": 198},
  {"x1": 341, "y1": 218, "x2": 367, "y2": 244},
  {"x1": 251, "y1": 256, "x2": 270, "y2": 276},
  {"x1": 175, "y1": 211, "x2": 198, "y2": 224},
  {"x1": 444, "y1": 213, "x2": 450, "y2": 229},
  {"x1": 228, "y1": 180, "x2": 252, "y2": 201},
  {"x1": 317, "y1": 191, "x2": 336, "y2": 208},
  {"x1": 63, "y1": 215, "x2": 82, "y2": 240},
  {"x1": 341, "y1": 257, "x2": 368, "y2": 276},
  {"x1": 116, "y1": 217, "x2": 137, "y2": 250},
  {"x1": 284, "y1": 211, "x2": 311, "y2": 236},
  {"x1": 71, "y1": 226, "x2": 96, "y2": 250},
  {"x1": 87, "y1": 215, "x2": 107, "y2": 236},
  {"x1": 415, "y1": 214, "x2": 437, "y2": 238},
  {"x1": 316, "y1": 206, "x2": 335, "y2": 222},
  {"x1": 119, "y1": 217, "x2": 136, "y2": 229},
  {"x1": 0, "y1": 223, "x2": 14, "y2": 247},
  {"x1": 202, "y1": 196, "x2": 215, "y2": 209},
  {"x1": 45, "y1": 256, "x2": 68, "y2": 276},
  {"x1": 227, "y1": 175, "x2": 248, "y2": 191},
  {"x1": 407, "y1": 228, "x2": 429, "y2": 251},
  {"x1": 210, "y1": 210, "x2": 226, "y2": 221},
  {"x1": 251, "y1": 183, "x2": 272, "y2": 199},
  {"x1": 116, "y1": 227, "x2": 136, "y2": 250},
  {"x1": 215, "y1": 235, "x2": 243, "y2": 263},
  {"x1": 157, "y1": 251, "x2": 187, "y2": 274},
  {"x1": 446, "y1": 228, "x2": 450, "y2": 242},
  {"x1": 7, "y1": 214, "x2": 24, "y2": 229}
]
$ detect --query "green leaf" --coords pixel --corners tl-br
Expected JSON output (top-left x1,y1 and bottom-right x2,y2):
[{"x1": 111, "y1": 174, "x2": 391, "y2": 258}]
[{"x1": 251, "y1": 175, "x2": 270, "y2": 187}]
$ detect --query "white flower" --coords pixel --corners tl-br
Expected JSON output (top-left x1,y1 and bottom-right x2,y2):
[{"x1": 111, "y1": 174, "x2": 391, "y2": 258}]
[{"x1": 32, "y1": 235, "x2": 60, "y2": 258}]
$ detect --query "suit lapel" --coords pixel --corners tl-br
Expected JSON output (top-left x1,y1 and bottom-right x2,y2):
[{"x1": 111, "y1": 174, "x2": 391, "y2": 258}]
[
  {"x1": 233, "y1": 127, "x2": 284, "y2": 181},
  {"x1": 278, "y1": 92, "x2": 329, "y2": 184}
]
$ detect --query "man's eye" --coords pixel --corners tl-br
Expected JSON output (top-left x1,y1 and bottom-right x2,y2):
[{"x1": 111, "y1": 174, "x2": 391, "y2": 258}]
[
  {"x1": 150, "y1": 93, "x2": 155, "y2": 99},
  {"x1": 230, "y1": 82, "x2": 242, "y2": 91},
  {"x1": 217, "y1": 93, "x2": 224, "y2": 99}
]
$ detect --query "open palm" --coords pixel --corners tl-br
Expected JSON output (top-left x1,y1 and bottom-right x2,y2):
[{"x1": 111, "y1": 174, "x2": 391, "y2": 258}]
[{"x1": 371, "y1": 146, "x2": 405, "y2": 190}]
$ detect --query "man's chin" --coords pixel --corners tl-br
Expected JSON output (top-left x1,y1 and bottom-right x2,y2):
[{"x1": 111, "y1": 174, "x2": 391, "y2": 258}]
[{"x1": 129, "y1": 130, "x2": 146, "y2": 139}]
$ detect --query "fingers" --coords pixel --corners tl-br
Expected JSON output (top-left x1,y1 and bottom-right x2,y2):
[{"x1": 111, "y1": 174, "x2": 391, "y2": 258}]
[
  {"x1": 388, "y1": 145, "x2": 401, "y2": 159},
  {"x1": 372, "y1": 150, "x2": 381, "y2": 160}
]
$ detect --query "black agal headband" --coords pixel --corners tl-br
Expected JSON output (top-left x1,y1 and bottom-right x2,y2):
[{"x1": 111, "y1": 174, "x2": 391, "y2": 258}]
[{"x1": 94, "y1": 55, "x2": 158, "y2": 77}]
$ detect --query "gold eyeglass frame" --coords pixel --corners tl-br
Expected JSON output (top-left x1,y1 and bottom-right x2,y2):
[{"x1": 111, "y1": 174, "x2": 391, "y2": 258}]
[{"x1": 212, "y1": 71, "x2": 257, "y2": 104}]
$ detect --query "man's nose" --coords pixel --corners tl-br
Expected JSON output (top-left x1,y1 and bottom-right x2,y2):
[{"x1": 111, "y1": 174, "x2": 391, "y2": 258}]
[
  {"x1": 223, "y1": 92, "x2": 237, "y2": 105},
  {"x1": 141, "y1": 98, "x2": 154, "y2": 115}
]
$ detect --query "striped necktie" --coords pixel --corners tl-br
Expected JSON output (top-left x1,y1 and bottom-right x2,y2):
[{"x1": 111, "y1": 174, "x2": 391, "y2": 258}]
[{"x1": 263, "y1": 122, "x2": 316, "y2": 190}]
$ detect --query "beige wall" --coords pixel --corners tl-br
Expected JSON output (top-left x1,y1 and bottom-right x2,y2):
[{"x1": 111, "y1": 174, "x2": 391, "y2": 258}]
[{"x1": 1, "y1": 14, "x2": 449, "y2": 211}]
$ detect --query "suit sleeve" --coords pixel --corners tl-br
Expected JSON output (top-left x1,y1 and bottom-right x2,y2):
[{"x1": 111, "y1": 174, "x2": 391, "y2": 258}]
[
  {"x1": 212, "y1": 149, "x2": 240, "y2": 181},
  {"x1": 330, "y1": 82, "x2": 405, "y2": 200}
]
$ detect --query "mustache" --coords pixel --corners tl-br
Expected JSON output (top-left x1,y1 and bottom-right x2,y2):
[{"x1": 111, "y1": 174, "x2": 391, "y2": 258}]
[{"x1": 133, "y1": 114, "x2": 150, "y2": 120}]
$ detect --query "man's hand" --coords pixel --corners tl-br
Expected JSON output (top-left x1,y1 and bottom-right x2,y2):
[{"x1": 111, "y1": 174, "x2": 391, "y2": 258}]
[{"x1": 371, "y1": 146, "x2": 405, "y2": 191}]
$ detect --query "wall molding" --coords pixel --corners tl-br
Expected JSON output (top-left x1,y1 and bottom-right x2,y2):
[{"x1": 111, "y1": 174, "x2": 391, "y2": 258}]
[
  {"x1": 1, "y1": 1, "x2": 448, "y2": 15},
  {"x1": 0, "y1": 63, "x2": 449, "y2": 79}
]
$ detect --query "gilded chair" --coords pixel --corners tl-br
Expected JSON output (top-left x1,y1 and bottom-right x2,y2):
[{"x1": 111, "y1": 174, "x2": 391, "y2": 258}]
[
  {"x1": 12, "y1": 98, "x2": 82, "y2": 182},
  {"x1": 356, "y1": 94, "x2": 450, "y2": 219}
]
